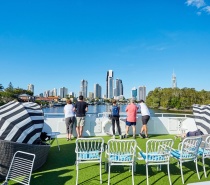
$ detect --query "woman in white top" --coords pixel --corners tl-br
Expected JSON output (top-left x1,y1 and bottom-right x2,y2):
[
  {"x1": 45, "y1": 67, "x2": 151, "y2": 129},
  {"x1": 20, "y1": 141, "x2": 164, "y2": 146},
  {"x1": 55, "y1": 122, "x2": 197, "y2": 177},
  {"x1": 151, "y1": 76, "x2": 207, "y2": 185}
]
[{"x1": 64, "y1": 99, "x2": 75, "y2": 140}]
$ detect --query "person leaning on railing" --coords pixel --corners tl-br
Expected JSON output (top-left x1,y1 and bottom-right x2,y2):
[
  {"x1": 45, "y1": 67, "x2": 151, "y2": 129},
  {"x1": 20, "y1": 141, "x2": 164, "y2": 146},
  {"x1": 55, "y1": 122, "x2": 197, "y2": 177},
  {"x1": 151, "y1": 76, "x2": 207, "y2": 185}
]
[
  {"x1": 73, "y1": 95, "x2": 88, "y2": 138},
  {"x1": 138, "y1": 100, "x2": 150, "y2": 139}
]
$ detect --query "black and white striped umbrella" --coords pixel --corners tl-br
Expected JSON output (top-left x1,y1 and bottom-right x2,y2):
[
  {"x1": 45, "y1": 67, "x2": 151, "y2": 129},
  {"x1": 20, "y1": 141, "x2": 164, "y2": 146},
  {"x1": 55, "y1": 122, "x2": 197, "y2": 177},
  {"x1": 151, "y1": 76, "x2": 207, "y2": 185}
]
[
  {"x1": 0, "y1": 100, "x2": 44, "y2": 144},
  {"x1": 193, "y1": 104, "x2": 210, "y2": 135}
]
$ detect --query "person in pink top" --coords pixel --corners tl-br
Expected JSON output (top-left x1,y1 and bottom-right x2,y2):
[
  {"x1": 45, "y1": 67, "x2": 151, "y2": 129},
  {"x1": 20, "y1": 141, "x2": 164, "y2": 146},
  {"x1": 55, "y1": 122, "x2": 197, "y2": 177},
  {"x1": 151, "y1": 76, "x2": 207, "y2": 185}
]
[{"x1": 125, "y1": 98, "x2": 138, "y2": 139}]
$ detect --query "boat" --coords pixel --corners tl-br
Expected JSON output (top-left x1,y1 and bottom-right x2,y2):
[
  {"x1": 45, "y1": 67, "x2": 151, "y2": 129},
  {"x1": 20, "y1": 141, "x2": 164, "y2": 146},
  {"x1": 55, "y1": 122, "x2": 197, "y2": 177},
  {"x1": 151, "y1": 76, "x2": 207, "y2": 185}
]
[
  {"x1": 1, "y1": 112, "x2": 209, "y2": 185},
  {"x1": 43, "y1": 112, "x2": 197, "y2": 139},
  {"x1": 37, "y1": 112, "x2": 210, "y2": 185},
  {"x1": 53, "y1": 101, "x2": 66, "y2": 106}
]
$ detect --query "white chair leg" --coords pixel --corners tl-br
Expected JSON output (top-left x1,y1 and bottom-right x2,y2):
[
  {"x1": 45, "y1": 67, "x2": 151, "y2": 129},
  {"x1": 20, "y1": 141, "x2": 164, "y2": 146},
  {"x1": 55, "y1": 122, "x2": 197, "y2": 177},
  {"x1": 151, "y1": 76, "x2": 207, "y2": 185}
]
[
  {"x1": 167, "y1": 163, "x2": 172, "y2": 185},
  {"x1": 132, "y1": 164, "x2": 134, "y2": 185},
  {"x1": 180, "y1": 162, "x2": 184, "y2": 184},
  {"x1": 146, "y1": 164, "x2": 149, "y2": 185},
  {"x1": 76, "y1": 162, "x2": 79, "y2": 185},
  {"x1": 100, "y1": 161, "x2": 102, "y2": 184},
  {"x1": 195, "y1": 159, "x2": 200, "y2": 180},
  {"x1": 108, "y1": 164, "x2": 111, "y2": 185},
  {"x1": 55, "y1": 136, "x2": 60, "y2": 151},
  {"x1": 203, "y1": 157, "x2": 207, "y2": 178}
]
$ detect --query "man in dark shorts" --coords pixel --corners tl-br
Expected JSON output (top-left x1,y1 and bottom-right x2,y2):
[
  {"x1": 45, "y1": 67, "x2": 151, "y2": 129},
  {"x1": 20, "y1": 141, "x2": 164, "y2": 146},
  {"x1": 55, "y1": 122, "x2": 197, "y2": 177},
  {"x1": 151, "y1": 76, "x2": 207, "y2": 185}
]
[
  {"x1": 138, "y1": 100, "x2": 150, "y2": 139},
  {"x1": 125, "y1": 98, "x2": 138, "y2": 139},
  {"x1": 73, "y1": 95, "x2": 88, "y2": 138}
]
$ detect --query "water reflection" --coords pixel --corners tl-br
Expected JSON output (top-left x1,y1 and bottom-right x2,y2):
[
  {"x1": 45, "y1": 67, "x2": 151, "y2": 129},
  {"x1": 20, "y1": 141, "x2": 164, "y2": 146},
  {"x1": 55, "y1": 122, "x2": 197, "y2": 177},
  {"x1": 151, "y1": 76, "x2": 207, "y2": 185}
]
[{"x1": 42, "y1": 104, "x2": 185, "y2": 117}]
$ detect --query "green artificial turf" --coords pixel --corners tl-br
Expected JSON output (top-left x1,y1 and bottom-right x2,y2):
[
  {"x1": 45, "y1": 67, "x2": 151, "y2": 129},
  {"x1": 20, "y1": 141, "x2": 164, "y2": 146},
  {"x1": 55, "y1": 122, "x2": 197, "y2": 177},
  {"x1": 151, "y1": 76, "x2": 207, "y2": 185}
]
[{"x1": 1, "y1": 135, "x2": 210, "y2": 185}]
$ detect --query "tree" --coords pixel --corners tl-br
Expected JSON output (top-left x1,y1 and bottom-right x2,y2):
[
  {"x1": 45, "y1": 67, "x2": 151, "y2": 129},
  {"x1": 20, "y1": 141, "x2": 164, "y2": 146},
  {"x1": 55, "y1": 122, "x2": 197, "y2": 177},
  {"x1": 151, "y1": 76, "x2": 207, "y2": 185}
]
[
  {"x1": 146, "y1": 87, "x2": 210, "y2": 110},
  {"x1": 0, "y1": 84, "x2": 4, "y2": 91},
  {"x1": 5, "y1": 82, "x2": 14, "y2": 92}
]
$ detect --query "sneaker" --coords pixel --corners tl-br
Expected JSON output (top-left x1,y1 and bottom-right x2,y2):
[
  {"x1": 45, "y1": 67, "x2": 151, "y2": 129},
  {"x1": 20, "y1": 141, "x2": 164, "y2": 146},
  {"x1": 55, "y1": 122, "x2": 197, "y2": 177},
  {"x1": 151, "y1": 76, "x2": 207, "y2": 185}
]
[
  {"x1": 139, "y1": 133, "x2": 143, "y2": 138},
  {"x1": 145, "y1": 136, "x2": 149, "y2": 139},
  {"x1": 139, "y1": 133, "x2": 145, "y2": 139},
  {"x1": 133, "y1": 135, "x2": 136, "y2": 139},
  {"x1": 112, "y1": 135, "x2": 115, "y2": 139},
  {"x1": 119, "y1": 135, "x2": 123, "y2": 139},
  {"x1": 124, "y1": 134, "x2": 128, "y2": 138}
]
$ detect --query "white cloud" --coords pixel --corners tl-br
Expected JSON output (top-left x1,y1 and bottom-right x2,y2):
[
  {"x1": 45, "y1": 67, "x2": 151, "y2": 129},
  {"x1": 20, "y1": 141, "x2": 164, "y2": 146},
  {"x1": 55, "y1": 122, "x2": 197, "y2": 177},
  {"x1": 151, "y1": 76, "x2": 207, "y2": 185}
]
[
  {"x1": 186, "y1": 0, "x2": 206, "y2": 8},
  {"x1": 197, "y1": 11, "x2": 202, "y2": 15},
  {"x1": 202, "y1": 6, "x2": 210, "y2": 13}
]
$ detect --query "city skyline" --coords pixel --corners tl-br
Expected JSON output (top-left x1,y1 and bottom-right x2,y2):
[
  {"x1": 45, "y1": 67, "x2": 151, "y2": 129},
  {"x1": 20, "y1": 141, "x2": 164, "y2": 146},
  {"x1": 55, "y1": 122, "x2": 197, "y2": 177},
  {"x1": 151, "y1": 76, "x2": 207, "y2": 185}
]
[{"x1": 0, "y1": 1, "x2": 210, "y2": 98}]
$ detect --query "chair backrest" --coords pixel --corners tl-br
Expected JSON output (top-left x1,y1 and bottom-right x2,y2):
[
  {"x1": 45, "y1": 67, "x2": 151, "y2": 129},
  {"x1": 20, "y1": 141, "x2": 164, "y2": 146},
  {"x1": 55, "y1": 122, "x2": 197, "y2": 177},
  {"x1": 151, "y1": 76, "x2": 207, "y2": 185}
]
[
  {"x1": 180, "y1": 136, "x2": 202, "y2": 159},
  {"x1": 145, "y1": 139, "x2": 174, "y2": 162},
  {"x1": 200, "y1": 135, "x2": 210, "y2": 157},
  {"x1": 75, "y1": 137, "x2": 104, "y2": 160},
  {"x1": 5, "y1": 151, "x2": 36, "y2": 185},
  {"x1": 106, "y1": 139, "x2": 137, "y2": 162}
]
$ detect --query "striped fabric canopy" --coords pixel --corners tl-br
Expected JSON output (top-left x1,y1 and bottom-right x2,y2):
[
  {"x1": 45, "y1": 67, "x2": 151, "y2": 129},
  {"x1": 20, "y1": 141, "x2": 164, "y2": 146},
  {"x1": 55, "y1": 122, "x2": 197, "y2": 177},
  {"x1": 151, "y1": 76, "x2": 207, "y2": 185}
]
[
  {"x1": 0, "y1": 100, "x2": 44, "y2": 144},
  {"x1": 193, "y1": 104, "x2": 210, "y2": 135}
]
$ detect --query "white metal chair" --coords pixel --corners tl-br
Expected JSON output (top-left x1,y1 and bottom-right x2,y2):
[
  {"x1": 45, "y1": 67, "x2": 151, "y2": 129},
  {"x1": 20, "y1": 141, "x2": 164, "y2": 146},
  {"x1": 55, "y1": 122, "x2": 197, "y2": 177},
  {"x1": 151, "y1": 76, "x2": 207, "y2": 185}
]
[
  {"x1": 137, "y1": 139, "x2": 174, "y2": 185},
  {"x1": 75, "y1": 137, "x2": 104, "y2": 185},
  {"x1": 47, "y1": 131, "x2": 61, "y2": 151},
  {"x1": 171, "y1": 136, "x2": 202, "y2": 184},
  {"x1": 2, "y1": 151, "x2": 36, "y2": 185},
  {"x1": 105, "y1": 139, "x2": 137, "y2": 185},
  {"x1": 198, "y1": 135, "x2": 210, "y2": 178}
]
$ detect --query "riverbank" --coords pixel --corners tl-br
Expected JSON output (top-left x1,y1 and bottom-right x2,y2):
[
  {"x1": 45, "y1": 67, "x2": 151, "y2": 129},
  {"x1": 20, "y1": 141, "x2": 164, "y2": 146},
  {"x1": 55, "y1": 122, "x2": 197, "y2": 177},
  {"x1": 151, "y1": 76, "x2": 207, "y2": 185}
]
[{"x1": 156, "y1": 106, "x2": 193, "y2": 113}]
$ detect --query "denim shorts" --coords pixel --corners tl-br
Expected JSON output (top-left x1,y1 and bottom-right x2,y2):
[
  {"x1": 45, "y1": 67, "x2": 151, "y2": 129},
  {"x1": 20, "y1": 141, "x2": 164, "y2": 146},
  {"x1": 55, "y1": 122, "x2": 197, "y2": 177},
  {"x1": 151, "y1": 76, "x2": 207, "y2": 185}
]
[{"x1": 126, "y1": 121, "x2": 136, "y2": 126}]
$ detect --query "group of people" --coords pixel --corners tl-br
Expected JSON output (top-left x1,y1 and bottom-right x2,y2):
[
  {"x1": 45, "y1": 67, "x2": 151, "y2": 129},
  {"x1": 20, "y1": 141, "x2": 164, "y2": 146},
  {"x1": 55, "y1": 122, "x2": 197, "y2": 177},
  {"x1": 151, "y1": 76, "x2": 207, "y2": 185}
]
[
  {"x1": 110, "y1": 99, "x2": 150, "y2": 139},
  {"x1": 64, "y1": 95, "x2": 88, "y2": 140},
  {"x1": 64, "y1": 95, "x2": 150, "y2": 140}
]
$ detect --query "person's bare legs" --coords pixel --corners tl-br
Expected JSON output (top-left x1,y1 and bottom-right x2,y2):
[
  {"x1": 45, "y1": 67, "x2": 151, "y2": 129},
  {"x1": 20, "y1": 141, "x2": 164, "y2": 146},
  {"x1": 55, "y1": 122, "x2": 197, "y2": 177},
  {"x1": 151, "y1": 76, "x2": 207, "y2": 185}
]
[
  {"x1": 140, "y1": 125, "x2": 148, "y2": 136},
  {"x1": 125, "y1": 125, "x2": 129, "y2": 138},
  {"x1": 132, "y1": 126, "x2": 136, "y2": 136},
  {"x1": 79, "y1": 126, "x2": 83, "y2": 137},
  {"x1": 144, "y1": 125, "x2": 148, "y2": 137},
  {"x1": 125, "y1": 126, "x2": 129, "y2": 136},
  {"x1": 76, "y1": 127, "x2": 80, "y2": 138}
]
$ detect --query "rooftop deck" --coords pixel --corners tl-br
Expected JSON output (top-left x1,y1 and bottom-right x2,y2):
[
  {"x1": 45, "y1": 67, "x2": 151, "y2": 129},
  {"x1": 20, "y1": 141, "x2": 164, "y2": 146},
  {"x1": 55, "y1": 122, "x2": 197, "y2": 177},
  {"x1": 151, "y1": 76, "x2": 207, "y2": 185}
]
[{"x1": 1, "y1": 135, "x2": 210, "y2": 185}]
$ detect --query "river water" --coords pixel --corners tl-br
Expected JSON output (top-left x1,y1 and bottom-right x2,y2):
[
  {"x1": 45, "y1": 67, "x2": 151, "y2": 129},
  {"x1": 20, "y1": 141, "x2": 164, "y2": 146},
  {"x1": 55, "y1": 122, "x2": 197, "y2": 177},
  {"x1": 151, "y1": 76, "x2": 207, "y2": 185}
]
[{"x1": 43, "y1": 104, "x2": 187, "y2": 117}]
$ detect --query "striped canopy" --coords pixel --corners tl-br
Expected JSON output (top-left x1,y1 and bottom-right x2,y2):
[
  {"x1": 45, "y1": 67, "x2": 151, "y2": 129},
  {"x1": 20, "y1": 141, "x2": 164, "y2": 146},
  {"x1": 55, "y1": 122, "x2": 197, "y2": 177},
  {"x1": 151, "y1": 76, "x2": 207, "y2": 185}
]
[
  {"x1": 193, "y1": 104, "x2": 210, "y2": 135},
  {"x1": 0, "y1": 100, "x2": 44, "y2": 144}
]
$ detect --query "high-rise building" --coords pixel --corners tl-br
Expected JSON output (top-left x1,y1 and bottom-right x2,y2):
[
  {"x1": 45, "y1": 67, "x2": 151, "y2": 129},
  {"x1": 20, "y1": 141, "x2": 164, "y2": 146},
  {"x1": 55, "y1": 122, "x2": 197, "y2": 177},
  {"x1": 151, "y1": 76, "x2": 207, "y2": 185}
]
[
  {"x1": 89, "y1": 92, "x2": 94, "y2": 99},
  {"x1": 39, "y1": 93, "x2": 43, "y2": 97},
  {"x1": 115, "y1": 78, "x2": 123, "y2": 96},
  {"x1": 52, "y1": 88, "x2": 57, "y2": 96},
  {"x1": 106, "y1": 70, "x2": 113, "y2": 99},
  {"x1": 28, "y1": 84, "x2": 34, "y2": 94},
  {"x1": 131, "y1": 87, "x2": 137, "y2": 100},
  {"x1": 139, "y1": 86, "x2": 146, "y2": 101},
  {"x1": 172, "y1": 71, "x2": 177, "y2": 88},
  {"x1": 69, "y1": 92, "x2": 74, "y2": 97},
  {"x1": 108, "y1": 76, "x2": 114, "y2": 99},
  {"x1": 94, "y1": 83, "x2": 102, "y2": 98},
  {"x1": 59, "y1": 87, "x2": 68, "y2": 98},
  {"x1": 44, "y1": 90, "x2": 50, "y2": 97},
  {"x1": 81, "y1": 79, "x2": 88, "y2": 98}
]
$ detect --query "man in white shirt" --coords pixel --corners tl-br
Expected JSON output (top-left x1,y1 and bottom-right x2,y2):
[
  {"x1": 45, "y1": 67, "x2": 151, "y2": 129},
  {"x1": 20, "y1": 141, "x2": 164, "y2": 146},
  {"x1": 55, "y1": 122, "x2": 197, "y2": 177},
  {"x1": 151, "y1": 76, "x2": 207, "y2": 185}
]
[{"x1": 138, "y1": 100, "x2": 150, "y2": 139}]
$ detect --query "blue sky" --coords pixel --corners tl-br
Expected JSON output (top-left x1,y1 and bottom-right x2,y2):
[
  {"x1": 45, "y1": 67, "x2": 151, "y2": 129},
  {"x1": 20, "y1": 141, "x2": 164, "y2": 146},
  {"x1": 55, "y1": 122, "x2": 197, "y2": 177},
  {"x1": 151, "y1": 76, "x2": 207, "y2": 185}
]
[{"x1": 0, "y1": 0, "x2": 210, "y2": 98}]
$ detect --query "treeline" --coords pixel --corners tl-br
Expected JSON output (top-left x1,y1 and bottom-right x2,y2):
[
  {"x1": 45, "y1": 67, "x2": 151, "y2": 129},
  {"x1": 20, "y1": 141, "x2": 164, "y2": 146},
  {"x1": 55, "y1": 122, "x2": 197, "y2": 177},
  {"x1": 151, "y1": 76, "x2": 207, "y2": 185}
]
[
  {"x1": 0, "y1": 82, "x2": 33, "y2": 106},
  {"x1": 146, "y1": 87, "x2": 210, "y2": 110}
]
